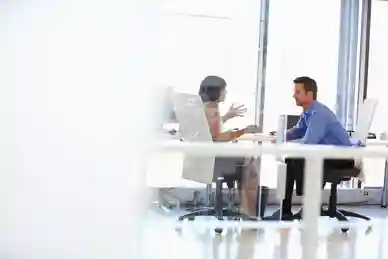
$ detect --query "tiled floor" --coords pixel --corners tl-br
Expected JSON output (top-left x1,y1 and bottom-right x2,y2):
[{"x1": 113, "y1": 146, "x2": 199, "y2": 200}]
[{"x1": 142, "y1": 206, "x2": 388, "y2": 259}]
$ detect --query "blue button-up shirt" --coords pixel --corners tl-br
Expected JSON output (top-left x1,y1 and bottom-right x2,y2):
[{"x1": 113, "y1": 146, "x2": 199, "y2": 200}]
[{"x1": 286, "y1": 101, "x2": 353, "y2": 146}]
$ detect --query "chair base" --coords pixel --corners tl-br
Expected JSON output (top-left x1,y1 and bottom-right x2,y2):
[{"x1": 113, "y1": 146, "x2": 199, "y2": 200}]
[
  {"x1": 177, "y1": 207, "x2": 256, "y2": 234},
  {"x1": 178, "y1": 207, "x2": 253, "y2": 221},
  {"x1": 293, "y1": 208, "x2": 370, "y2": 221},
  {"x1": 262, "y1": 209, "x2": 296, "y2": 221},
  {"x1": 294, "y1": 208, "x2": 370, "y2": 233},
  {"x1": 336, "y1": 209, "x2": 370, "y2": 221},
  {"x1": 268, "y1": 208, "x2": 370, "y2": 222},
  {"x1": 324, "y1": 208, "x2": 370, "y2": 233}
]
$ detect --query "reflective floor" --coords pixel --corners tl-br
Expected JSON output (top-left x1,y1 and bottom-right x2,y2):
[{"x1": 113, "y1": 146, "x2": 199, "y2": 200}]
[{"x1": 142, "y1": 206, "x2": 388, "y2": 259}]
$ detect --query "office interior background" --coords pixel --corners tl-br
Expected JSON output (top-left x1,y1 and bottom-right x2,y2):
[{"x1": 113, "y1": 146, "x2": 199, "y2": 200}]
[
  {"x1": 2, "y1": 0, "x2": 388, "y2": 258},
  {"x1": 151, "y1": 0, "x2": 388, "y2": 206}
]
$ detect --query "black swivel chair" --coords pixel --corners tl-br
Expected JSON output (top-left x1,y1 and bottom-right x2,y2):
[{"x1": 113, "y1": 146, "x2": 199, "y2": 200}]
[
  {"x1": 294, "y1": 166, "x2": 370, "y2": 233},
  {"x1": 178, "y1": 158, "x2": 255, "y2": 233},
  {"x1": 317, "y1": 135, "x2": 375, "y2": 232},
  {"x1": 323, "y1": 167, "x2": 370, "y2": 232}
]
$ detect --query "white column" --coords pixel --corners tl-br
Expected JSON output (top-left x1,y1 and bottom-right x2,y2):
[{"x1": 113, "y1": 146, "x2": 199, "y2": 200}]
[
  {"x1": 301, "y1": 157, "x2": 324, "y2": 259},
  {"x1": 377, "y1": 219, "x2": 386, "y2": 259},
  {"x1": 0, "y1": 1, "x2": 157, "y2": 258},
  {"x1": 348, "y1": 229, "x2": 358, "y2": 259}
]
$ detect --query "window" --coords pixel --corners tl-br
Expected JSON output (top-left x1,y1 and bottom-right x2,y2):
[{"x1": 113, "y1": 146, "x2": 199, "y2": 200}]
[
  {"x1": 260, "y1": 0, "x2": 342, "y2": 187},
  {"x1": 367, "y1": 1, "x2": 388, "y2": 135},
  {"x1": 362, "y1": 0, "x2": 388, "y2": 187},
  {"x1": 152, "y1": 1, "x2": 261, "y2": 187}
]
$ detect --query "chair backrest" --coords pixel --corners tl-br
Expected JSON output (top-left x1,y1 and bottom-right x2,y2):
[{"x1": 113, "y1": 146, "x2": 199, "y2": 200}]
[
  {"x1": 172, "y1": 92, "x2": 213, "y2": 142},
  {"x1": 172, "y1": 92, "x2": 215, "y2": 184},
  {"x1": 352, "y1": 98, "x2": 378, "y2": 181},
  {"x1": 353, "y1": 98, "x2": 378, "y2": 144}
]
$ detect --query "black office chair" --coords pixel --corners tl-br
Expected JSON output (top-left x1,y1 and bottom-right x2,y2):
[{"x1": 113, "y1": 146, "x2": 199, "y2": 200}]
[
  {"x1": 295, "y1": 166, "x2": 370, "y2": 233},
  {"x1": 178, "y1": 158, "x2": 254, "y2": 233}
]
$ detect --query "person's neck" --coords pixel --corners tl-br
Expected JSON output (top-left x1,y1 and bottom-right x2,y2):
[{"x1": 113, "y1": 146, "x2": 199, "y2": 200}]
[{"x1": 302, "y1": 101, "x2": 314, "y2": 111}]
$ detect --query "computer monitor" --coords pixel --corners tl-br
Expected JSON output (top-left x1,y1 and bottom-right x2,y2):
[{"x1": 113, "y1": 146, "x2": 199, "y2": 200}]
[{"x1": 286, "y1": 114, "x2": 300, "y2": 129}]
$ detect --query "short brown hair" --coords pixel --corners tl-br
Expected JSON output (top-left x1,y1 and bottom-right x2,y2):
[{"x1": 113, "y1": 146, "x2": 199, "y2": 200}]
[
  {"x1": 198, "y1": 75, "x2": 227, "y2": 102},
  {"x1": 293, "y1": 76, "x2": 318, "y2": 100}
]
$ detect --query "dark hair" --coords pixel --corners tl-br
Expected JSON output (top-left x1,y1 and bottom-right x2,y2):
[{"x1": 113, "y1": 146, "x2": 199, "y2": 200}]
[
  {"x1": 293, "y1": 76, "x2": 318, "y2": 100},
  {"x1": 198, "y1": 75, "x2": 226, "y2": 102}
]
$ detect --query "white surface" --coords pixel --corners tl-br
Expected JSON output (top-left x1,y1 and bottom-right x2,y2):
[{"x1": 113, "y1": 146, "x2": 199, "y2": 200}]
[
  {"x1": 0, "y1": 1, "x2": 156, "y2": 258},
  {"x1": 159, "y1": 141, "x2": 388, "y2": 159},
  {"x1": 365, "y1": 139, "x2": 388, "y2": 146},
  {"x1": 144, "y1": 208, "x2": 388, "y2": 259},
  {"x1": 238, "y1": 133, "x2": 275, "y2": 142},
  {"x1": 239, "y1": 135, "x2": 388, "y2": 146},
  {"x1": 172, "y1": 93, "x2": 215, "y2": 184}
]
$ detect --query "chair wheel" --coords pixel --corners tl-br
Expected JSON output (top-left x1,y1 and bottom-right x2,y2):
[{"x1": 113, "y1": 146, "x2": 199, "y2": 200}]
[
  {"x1": 188, "y1": 216, "x2": 195, "y2": 221},
  {"x1": 341, "y1": 228, "x2": 349, "y2": 233},
  {"x1": 215, "y1": 228, "x2": 223, "y2": 234},
  {"x1": 175, "y1": 219, "x2": 182, "y2": 232}
]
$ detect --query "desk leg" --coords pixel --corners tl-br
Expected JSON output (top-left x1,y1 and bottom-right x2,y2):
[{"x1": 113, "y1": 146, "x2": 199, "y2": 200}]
[
  {"x1": 254, "y1": 152, "x2": 263, "y2": 218},
  {"x1": 380, "y1": 159, "x2": 388, "y2": 207},
  {"x1": 205, "y1": 184, "x2": 212, "y2": 207},
  {"x1": 301, "y1": 157, "x2": 323, "y2": 259}
]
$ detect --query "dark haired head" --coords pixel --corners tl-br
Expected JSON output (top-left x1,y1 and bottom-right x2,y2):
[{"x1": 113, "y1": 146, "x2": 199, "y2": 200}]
[
  {"x1": 293, "y1": 76, "x2": 318, "y2": 100},
  {"x1": 198, "y1": 75, "x2": 227, "y2": 102}
]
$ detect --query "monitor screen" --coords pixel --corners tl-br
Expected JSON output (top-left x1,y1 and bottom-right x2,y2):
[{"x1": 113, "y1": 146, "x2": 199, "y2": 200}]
[{"x1": 286, "y1": 115, "x2": 300, "y2": 129}]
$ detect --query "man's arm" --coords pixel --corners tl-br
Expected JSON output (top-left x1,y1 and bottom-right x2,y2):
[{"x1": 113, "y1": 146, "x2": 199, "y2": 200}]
[
  {"x1": 302, "y1": 112, "x2": 327, "y2": 144},
  {"x1": 286, "y1": 116, "x2": 306, "y2": 141}
]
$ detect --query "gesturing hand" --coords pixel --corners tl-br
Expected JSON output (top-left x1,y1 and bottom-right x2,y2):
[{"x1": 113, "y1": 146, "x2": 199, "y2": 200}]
[{"x1": 225, "y1": 103, "x2": 247, "y2": 120}]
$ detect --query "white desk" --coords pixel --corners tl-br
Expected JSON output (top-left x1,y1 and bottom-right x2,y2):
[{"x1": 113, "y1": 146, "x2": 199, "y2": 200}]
[
  {"x1": 238, "y1": 133, "x2": 275, "y2": 142},
  {"x1": 239, "y1": 134, "x2": 388, "y2": 146},
  {"x1": 155, "y1": 135, "x2": 388, "y2": 207},
  {"x1": 365, "y1": 139, "x2": 388, "y2": 146},
  {"x1": 238, "y1": 134, "x2": 388, "y2": 206}
]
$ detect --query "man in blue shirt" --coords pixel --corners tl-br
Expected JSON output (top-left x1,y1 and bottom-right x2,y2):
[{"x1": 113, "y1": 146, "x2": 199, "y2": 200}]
[
  {"x1": 286, "y1": 77, "x2": 352, "y2": 146},
  {"x1": 273, "y1": 76, "x2": 355, "y2": 220}
]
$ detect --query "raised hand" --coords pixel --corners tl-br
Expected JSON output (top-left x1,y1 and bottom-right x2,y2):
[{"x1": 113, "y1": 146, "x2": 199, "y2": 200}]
[{"x1": 225, "y1": 103, "x2": 247, "y2": 120}]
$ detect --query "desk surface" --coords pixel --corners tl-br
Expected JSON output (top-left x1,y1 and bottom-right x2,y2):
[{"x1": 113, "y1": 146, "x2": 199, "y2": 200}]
[
  {"x1": 238, "y1": 133, "x2": 275, "y2": 142},
  {"x1": 239, "y1": 134, "x2": 388, "y2": 146},
  {"x1": 150, "y1": 137, "x2": 388, "y2": 188},
  {"x1": 365, "y1": 139, "x2": 388, "y2": 146}
]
